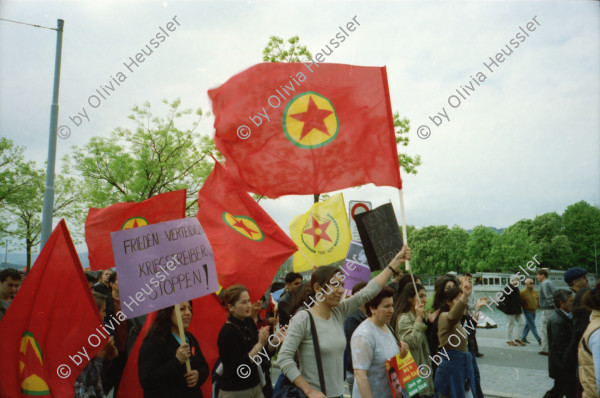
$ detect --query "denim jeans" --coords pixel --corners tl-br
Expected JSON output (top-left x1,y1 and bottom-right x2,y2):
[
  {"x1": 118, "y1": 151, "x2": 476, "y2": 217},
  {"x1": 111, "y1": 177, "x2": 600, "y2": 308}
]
[{"x1": 521, "y1": 309, "x2": 541, "y2": 342}]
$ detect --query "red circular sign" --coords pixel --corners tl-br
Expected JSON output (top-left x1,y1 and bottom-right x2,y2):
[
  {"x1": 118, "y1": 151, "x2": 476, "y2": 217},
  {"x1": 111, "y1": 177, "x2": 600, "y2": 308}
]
[{"x1": 351, "y1": 203, "x2": 370, "y2": 220}]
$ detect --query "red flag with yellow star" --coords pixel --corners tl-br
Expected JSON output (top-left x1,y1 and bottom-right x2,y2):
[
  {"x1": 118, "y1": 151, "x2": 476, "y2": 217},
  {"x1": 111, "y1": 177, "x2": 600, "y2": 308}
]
[
  {"x1": 0, "y1": 220, "x2": 103, "y2": 398},
  {"x1": 196, "y1": 162, "x2": 297, "y2": 301},
  {"x1": 289, "y1": 193, "x2": 352, "y2": 272},
  {"x1": 208, "y1": 62, "x2": 402, "y2": 198},
  {"x1": 85, "y1": 190, "x2": 186, "y2": 270}
]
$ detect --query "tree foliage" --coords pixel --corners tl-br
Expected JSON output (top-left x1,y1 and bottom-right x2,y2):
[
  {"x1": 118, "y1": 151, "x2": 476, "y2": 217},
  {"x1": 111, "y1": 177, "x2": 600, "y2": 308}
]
[
  {"x1": 563, "y1": 201, "x2": 600, "y2": 270},
  {"x1": 263, "y1": 36, "x2": 312, "y2": 63},
  {"x1": 0, "y1": 143, "x2": 81, "y2": 269},
  {"x1": 405, "y1": 201, "x2": 599, "y2": 275},
  {"x1": 65, "y1": 99, "x2": 215, "y2": 215}
]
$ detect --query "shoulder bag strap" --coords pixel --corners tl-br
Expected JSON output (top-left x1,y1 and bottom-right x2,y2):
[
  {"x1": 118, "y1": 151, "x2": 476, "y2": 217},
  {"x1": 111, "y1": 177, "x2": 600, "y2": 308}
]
[
  {"x1": 307, "y1": 312, "x2": 327, "y2": 395},
  {"x1": 386, "y1": 323, "x2": 403, "y2": 350}
]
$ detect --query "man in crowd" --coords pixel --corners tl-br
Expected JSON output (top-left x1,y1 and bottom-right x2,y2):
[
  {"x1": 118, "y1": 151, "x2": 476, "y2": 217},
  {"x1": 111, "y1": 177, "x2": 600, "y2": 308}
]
[
  {"x1": 93, "y1": 269, "x2": 113, "y2": 297},
  {"x1": 343, "y1": 281, "x2": 368, "y2": 396},
  {"x1": 537, "y1": 268, "x2": 557, "y2": 356},
  {"x1": 498, "y1": 276, "x2": 526, "y2": 346},
  {"x1": 544, "y1": 289, "x2": 575, "y2": 398},
  {"x1": 0, "y1": 268, "x2": 20, "y2": 322},
  {"x1": 277, "y1": 271, "x2": 303, "y2": 327},
  {"x1": 520, "y1": 278, "x2": 542, "y2": 345},
  {"x1": 564, "y1": 267, "x2": 591, "y2": 395}
]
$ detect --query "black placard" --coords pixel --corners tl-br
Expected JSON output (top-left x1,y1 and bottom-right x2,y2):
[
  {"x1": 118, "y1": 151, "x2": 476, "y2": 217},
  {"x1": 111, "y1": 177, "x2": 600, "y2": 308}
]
[{"x1": 354, "y1": 203, "x2": 403, "y2": 271}]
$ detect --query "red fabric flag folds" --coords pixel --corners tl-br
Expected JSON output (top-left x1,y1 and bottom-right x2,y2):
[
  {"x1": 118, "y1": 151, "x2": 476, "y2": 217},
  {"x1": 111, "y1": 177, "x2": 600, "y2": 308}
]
[
  {"x1": 85, "y1": 190, "x2": 187, "y2": 270},
  {"x1": 197, "y1": 162, "x2": 297, "y2": 301},
  {"x1": 0, "y1": 220, "x2": 103, "y2": 398},
  {"x1": 208, "y1": 62, "x2": 402, "y2": 197},
  {"x1": 117, "y1": 294, "x2": 228, "y2": 398}
]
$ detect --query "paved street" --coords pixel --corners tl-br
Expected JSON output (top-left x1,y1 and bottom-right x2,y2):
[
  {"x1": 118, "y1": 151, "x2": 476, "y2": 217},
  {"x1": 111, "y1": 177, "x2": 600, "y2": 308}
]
[{"x1": 271, "y1": 315, "x2": 557, "y2": 398}]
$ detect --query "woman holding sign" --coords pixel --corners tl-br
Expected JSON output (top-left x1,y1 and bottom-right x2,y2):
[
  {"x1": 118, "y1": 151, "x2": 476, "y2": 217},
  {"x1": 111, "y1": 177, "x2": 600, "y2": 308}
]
[
  {"x1": 392, "y1": 283, "x2": 435, "y2": 398},
  {"x1": 350, "y1": 286, "x2": 410, "y2": 398},
  {"x1": 277, "y1": 247, "x2": 411, "y2": 398},
  {"x1": 139, "y1": 301, "x2": 209, "y2": 398}
]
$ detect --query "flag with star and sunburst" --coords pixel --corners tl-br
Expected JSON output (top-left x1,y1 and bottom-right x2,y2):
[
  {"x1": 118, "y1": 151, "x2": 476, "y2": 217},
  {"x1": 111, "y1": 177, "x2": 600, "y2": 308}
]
[
  {"x1": 85, "y1": 190, "x2": 187, "y2": 270},
  {"x1": 208, "y1": 62, "x2": 402, "y2": 198},
  {"x1": 0, "y1": 220, "x2": 103, "y2": 398},
  {"x1": 289, "y1": 193, "x2": 352, "y2": 272},
  {"x1": 196, "y1": 162, "x2": 297, "y2": 301}
]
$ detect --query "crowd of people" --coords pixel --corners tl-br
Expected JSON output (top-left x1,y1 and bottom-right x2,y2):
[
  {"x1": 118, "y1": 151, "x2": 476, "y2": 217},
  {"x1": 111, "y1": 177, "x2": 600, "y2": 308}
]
[{"x1": 2, "y1": 252, "x2": 600, "y2": 398}]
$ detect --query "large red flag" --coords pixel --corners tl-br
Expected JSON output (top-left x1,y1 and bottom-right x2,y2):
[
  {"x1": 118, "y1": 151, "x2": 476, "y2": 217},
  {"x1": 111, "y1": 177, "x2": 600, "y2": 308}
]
[
  {"x1": 0, "y1": 220, "x2": 103, "y2": 398},
  {"x1": 197, "y1": 162, "x2": 297, "y2": 301},
  {"x1": 208, "y1": 62, "x2": 402, "y2": 198},
  {"x1": 85, "y1": 190, "x2": 187, "y2": 270},
  {"x1": 117, "y1": 294, "x2": 228, "y2": 398}
]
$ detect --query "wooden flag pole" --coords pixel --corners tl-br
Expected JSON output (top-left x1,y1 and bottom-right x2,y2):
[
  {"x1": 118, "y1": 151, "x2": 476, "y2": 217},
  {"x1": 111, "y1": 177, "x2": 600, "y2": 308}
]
[
  {"x1": 398, "y1": 189, "x2": 421, "y2": 306},
  {"x1": 174, "y1": 304, "x2": 192, "y2": 373},
  {"x1": 297, "y1": 247, "x2": 318, "y2": 270}
]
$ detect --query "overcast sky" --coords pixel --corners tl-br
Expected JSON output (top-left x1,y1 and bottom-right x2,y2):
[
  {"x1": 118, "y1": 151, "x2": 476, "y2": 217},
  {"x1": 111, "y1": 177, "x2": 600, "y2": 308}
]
[{"x1": 1, "y1": 1, "x2": 599, "y2": 254}]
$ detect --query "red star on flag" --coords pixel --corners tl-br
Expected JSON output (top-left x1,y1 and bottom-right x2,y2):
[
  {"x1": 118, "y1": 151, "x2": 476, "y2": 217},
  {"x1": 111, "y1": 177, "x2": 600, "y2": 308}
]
[
  {"x1": 303, "y1": 216, "x2": 332, "y2": 247},
  {"x1": 232, "y1": 217, "x2": 257, "y2": 237},
  {"x1": 290, "y1": 96, "x2": 333, "y2": 140}
]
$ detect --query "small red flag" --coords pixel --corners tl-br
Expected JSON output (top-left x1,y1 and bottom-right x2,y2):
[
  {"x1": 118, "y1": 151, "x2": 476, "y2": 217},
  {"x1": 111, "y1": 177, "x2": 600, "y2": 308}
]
[
  {"x1": 85, "y1": 190, "x2": 187, "y2": 270},
  {"x1": 117, "y1": 294, "x2": 228, "y2": 398},
  {"x1": 0, "y1": 220, "x2": 103, "y2": 398},
  {"x1": 208, "y1": 62, "x2": 402, "y2": 197},
  {"x1": 197, "y1": 162, "x2": 297, "y2": 301}
]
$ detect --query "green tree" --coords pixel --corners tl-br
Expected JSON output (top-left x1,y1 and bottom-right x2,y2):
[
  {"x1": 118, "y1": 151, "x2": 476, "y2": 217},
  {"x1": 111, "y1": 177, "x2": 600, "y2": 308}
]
[
  {"x1": 408, "y1": 225, "x2": 451, "y2": 275},
  {"x1": 488, "y1": 226, "x2": 541, "y2": 272},
  {"x1": 563, "y1": 201, "x2": 600, "y2": 271},
  {"x1": 263, "y1": 36, "x2": 421, "y2": 203},
  {"x1": 65, "y1": 99, "x2": 215, "y2": 215},
  {"x1": 466, "y1": 226, "x2": 498, "y2": 272},
  {"x1": 3, "y1": 165, "x2": 80, "y2": 270},
  {"x1": 446, "y1": 225, "x2": 469, "y2": 273},
  {"x1": 0, "y1": 138, "x2": 39, "y2": 233},
  {"x1": 529, "y1": 212, "x2": 571, "y2": 269}
]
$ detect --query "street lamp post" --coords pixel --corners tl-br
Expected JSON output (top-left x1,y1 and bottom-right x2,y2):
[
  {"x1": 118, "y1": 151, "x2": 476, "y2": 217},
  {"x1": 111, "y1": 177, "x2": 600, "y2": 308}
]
[{"x1": 40, "y1": 19, "x2": 64, "y2": 248}]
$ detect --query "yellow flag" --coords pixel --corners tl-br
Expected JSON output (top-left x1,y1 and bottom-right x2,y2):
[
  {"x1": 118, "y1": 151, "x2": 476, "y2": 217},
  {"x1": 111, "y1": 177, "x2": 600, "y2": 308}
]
[{"x1": 289, "y1": 193, "x2": 352, "y2": 272}]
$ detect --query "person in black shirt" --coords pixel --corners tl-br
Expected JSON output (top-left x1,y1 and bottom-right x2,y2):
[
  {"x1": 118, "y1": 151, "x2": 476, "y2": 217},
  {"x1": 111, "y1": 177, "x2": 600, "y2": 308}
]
[
  {"x1": 138, "y1": 301, "x2": 209, "y2": 398},
  {"x1": 218, "y1": 284, "x2": 269, "y2": 398},
  {"x1": 278, "y1": 272, "x2": 303, "y2": 328}
]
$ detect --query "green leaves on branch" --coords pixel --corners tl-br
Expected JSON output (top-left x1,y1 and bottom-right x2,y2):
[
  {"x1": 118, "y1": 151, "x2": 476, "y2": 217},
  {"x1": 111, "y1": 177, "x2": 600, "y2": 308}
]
[
  {"x1": 65, "y1": 99, "x2": 216, "y2": 215},
  {"x1": 263, "y1": 35, "x2": 312, "y2": 63}
]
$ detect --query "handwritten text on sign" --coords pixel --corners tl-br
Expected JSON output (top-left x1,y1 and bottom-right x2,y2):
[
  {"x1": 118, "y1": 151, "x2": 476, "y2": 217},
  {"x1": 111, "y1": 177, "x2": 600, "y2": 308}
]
[{"x1": 111, "y1": 217, "x2": 218, "y2": 318}]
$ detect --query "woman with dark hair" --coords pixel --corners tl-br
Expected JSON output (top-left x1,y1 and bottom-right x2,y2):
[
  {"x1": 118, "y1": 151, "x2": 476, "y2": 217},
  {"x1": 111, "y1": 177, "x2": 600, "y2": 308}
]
[
  {"x1": 434, "y1": 280, "x2": 483, "y2": 398},
  {"x1": 278, "y1": 247, "x2": 411, "y2": 398},
  {"x1": 218, "y1": 284, "x2": 270, "y2": 398},
  {"x1": 578, "y1": 280, "x2": 600, "y2": 397},
  {"x1": 425, "y1": 276, "x2": 459, "y2": 362},
  {"x1": 138, "y1": 301, "x2": 209, "y2": 398},
  {"x1": 393, "y1": 283, "x2": 435, "y2": 398},
  {"x1": 74, "y1": 292, "x2": 118, "y2": 398},
  {"x1": 351, "y1": 286, "x2": 409, "y2": 398}
]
